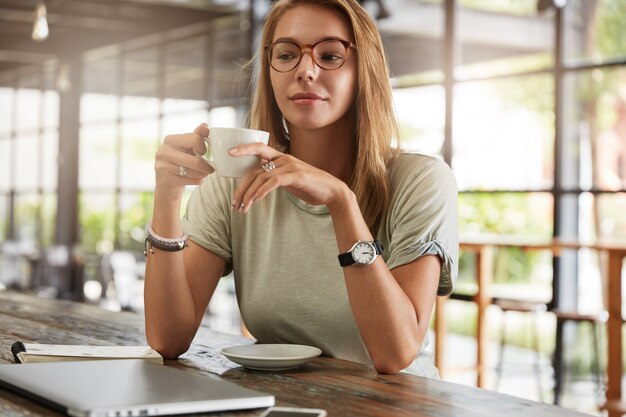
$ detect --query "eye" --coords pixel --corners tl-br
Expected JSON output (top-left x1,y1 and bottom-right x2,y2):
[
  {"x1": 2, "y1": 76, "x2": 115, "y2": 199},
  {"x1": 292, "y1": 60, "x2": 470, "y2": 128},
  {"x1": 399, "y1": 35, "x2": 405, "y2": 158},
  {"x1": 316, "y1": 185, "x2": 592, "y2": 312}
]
[
  {"x1": 320, "y1": 53, "x2": 343, "y2": 62},
  {"x1": 277, "y1": 51, "x2": 297, "y2": 61}
]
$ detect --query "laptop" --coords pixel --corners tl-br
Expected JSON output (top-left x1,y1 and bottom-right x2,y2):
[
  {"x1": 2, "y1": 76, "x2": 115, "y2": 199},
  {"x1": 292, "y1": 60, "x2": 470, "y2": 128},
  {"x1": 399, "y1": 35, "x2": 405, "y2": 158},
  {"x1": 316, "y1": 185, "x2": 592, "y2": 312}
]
[{"x1": 0, "y1": 359, "x2": 274, "y2": 417}]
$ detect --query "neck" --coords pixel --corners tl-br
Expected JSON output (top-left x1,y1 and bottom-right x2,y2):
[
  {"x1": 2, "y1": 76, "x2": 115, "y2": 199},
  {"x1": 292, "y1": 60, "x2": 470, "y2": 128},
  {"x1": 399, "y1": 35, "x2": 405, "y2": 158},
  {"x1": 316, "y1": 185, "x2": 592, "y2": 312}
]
[{"x1": 288, "y1": 116, "x2": 356, "y2": 182}]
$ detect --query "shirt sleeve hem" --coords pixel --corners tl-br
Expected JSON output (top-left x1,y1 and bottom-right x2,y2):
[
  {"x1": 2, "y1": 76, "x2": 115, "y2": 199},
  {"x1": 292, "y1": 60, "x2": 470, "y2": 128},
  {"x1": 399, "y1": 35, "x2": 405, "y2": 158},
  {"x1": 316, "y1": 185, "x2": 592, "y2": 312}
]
[{"x1": 386, "y1": 240, "x2": 456, "y2": 296}]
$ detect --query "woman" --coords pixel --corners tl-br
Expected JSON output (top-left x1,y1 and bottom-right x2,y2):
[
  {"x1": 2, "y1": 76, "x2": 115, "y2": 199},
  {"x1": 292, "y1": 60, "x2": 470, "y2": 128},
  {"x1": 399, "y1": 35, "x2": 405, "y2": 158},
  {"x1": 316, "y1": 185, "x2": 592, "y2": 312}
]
[{"x1": 145, "y1": 0, "x2": 457, "y2": 376}]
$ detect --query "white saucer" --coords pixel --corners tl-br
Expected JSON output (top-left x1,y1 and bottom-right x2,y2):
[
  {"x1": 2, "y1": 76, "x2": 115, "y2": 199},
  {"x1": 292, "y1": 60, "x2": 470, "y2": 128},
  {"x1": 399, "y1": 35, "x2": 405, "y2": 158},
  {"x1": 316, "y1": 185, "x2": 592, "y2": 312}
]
[{"x1": 220, "y1": 344, "x2": 322, "y2": 371}]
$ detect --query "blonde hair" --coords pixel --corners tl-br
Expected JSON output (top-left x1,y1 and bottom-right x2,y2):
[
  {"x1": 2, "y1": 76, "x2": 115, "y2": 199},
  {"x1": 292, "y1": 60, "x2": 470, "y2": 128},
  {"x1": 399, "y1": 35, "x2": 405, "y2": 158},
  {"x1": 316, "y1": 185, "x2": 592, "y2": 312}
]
[{"x1": 248, "y1": 0, "x2": 399, "y2": 233}]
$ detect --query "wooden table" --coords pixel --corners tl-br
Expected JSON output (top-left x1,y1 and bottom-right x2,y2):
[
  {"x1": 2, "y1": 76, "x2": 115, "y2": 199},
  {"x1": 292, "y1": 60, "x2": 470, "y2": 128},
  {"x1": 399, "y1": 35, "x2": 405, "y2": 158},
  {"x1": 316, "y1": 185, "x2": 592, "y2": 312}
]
[
  {"x1": 435, "y1": 236, "x2": 625, "y2": 417},
  {"x1": 0, "y1": 291, "x2": 591, "y2": 417}
]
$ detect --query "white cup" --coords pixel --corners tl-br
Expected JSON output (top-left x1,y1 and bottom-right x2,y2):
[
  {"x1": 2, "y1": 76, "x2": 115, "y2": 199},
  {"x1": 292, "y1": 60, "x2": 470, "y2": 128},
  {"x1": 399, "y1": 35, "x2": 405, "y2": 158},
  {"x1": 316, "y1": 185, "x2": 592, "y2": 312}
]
[{"x1": 196, "y1": 127, "x2": 270, "y2": 178}]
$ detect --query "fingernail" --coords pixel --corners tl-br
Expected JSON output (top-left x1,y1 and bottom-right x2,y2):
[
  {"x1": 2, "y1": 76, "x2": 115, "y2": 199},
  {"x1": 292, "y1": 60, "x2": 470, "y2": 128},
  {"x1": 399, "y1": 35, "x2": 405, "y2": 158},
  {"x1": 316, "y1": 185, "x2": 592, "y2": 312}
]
[
  {"x1": 231, "y1": 199, "x2": 238, "y2": 209},
  {"x1": 201, "y1": 122, "x2": 208, "y2": 127},
  {"x1": 228, "y1": 147, "x2": 238, "y2": 154},
  {"x1": 244, "y1": 196, "x2": 256, "y2": 213}
]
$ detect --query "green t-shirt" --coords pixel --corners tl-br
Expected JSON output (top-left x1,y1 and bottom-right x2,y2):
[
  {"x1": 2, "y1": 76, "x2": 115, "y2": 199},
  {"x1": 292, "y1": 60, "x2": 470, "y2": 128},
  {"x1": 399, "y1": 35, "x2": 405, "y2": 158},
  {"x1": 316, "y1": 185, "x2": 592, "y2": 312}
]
[{"x1": 182, "y1": 153, "x2": 458, "y2": 376}]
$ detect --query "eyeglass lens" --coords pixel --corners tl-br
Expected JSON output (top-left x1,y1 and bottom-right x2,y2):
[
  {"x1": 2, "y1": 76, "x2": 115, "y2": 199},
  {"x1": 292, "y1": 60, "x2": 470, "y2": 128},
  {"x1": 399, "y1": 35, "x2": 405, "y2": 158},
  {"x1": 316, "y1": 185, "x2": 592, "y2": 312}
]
[{"x1": 268, "y1": 40, "x2": 348, "y2": 72}]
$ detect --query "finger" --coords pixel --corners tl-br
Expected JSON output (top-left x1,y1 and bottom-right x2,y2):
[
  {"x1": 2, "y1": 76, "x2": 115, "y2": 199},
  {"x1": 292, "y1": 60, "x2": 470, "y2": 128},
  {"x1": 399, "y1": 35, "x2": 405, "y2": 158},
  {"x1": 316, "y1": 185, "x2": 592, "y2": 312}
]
[
  {"x1": 228, "y1": 142, "x2": 283, "y2": 161},
  {"x1": 237, "y1": 164, "x2": 288, "y2": 213},
  {"x1": 157, "y1": 146, "x2": 214, "y2": 175},
  {"x1": 192, "y1": 124, "x2": 209, "y2": 155},
  {"x1": 155, "y1": 160, "x2": 206, "y2": 185},
  {"x1": 193, "y1": 123, "x2": 209, "y2": 138},
  {"x1": 172, "y1": 165, "x2": 207, "y2": 180},
  {"x1": 231, "y1": 154, "x2": 288, "y2": 207},
  {"x1": 231, "y1": 165, "x2": 266, "y2": 210},
  {"x1": 163, "y1": 131, "x2": 207, "y2": 156}
]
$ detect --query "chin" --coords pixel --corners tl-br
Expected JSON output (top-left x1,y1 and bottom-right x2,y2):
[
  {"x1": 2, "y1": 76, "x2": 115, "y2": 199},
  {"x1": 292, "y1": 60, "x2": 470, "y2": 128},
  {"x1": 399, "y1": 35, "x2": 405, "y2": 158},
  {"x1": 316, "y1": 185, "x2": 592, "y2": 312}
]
[{"x1": 286, "y1": 115, "x2": 334, "y2": 131}]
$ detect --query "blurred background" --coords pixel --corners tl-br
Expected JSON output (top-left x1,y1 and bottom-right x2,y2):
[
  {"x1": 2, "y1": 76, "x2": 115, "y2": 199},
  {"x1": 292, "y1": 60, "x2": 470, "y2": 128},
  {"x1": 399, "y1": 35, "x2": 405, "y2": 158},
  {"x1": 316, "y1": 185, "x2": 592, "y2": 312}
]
[{"x1": 0, "y1": 0, "x2": 625, "y2": 415}]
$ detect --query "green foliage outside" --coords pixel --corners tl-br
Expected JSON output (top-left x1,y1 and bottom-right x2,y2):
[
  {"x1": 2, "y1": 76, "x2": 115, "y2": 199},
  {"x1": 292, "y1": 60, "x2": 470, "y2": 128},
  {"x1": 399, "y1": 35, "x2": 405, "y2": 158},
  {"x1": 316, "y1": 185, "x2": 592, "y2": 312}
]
[
  {"x1": 79, "y1": 194, "x2": 115, "y2": 254},
  {"x1": 596, "y1": 0, "x2": 626, "y2": 59},
  {"x1": 117, "y1": 192, "x2": 153, "y2": 252}
]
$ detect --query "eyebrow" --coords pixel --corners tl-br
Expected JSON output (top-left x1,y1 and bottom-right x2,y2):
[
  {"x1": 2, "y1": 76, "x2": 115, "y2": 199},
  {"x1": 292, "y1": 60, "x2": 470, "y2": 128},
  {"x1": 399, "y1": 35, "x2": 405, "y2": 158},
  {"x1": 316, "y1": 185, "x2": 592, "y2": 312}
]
[{"x1": 272, "y1": 36, "x2": 350, "y2": 44}]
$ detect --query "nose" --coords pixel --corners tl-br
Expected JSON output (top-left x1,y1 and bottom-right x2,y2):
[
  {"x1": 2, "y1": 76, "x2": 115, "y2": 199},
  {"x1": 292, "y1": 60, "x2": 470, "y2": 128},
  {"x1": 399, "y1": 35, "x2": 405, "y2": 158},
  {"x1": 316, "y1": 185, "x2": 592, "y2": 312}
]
[{"x1": 294, "y1": 48, "x2": 319, "y2": 81}]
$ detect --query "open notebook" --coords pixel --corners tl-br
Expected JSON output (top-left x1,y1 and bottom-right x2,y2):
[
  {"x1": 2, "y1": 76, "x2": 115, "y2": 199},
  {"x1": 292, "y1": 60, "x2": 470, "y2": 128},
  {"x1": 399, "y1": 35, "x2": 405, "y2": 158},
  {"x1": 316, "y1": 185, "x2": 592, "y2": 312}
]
[
  {"x1": 0, "y1": 359, "x2": 274, "y2": 417},
  {"x1": 11, "y1": 342, "x2": 164, "y2": 364}
]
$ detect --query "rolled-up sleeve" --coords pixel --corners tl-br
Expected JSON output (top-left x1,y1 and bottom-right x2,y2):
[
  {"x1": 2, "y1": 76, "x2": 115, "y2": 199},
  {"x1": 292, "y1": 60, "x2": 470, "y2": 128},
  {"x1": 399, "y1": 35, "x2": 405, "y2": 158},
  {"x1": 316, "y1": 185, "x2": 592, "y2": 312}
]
[
  {"x1": 384, "y1": 156, "x2": 458, "y2": 296},
  {"x1": 180, "y1": 175, "x2": 234, "y2": 275}
]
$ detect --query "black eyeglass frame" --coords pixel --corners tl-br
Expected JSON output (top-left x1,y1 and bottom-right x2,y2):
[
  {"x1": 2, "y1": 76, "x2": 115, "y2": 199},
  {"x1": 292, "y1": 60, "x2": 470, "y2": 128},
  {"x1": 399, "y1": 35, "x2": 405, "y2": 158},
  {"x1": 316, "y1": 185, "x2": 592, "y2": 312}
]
[{"x1": 265, "y1": 39, "x2": 355, "y2": 73}]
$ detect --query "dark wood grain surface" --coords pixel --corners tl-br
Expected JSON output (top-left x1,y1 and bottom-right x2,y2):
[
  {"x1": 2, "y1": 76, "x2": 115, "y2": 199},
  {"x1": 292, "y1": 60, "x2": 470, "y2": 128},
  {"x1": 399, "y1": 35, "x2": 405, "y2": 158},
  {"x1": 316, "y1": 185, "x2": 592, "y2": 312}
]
[{"x1": 0, "y1": 291, "x2": 590, "y2": 417}]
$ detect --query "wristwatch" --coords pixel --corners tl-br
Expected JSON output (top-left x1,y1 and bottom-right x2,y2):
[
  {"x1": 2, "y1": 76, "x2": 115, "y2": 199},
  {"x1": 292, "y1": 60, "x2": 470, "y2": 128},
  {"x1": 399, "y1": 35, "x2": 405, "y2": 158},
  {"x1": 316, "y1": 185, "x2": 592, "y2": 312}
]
[{"x1": 337, "y1": 240, "x2": 383, "y2": 267}]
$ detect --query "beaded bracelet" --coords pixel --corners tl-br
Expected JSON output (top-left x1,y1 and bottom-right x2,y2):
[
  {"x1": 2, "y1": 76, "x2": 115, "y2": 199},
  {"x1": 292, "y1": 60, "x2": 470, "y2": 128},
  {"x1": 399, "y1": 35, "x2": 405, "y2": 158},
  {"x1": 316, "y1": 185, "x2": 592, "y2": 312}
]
[{"x1": 144, "y1": 223, "x2": 188, "y2": 256}]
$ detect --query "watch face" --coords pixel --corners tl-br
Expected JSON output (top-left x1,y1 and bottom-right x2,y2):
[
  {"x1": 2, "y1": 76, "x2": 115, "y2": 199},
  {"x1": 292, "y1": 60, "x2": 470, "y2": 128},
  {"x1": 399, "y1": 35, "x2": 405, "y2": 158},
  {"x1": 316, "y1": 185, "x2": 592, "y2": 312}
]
[{"x1": 352, "y1": 242, "x2": 375, "y2": 264}]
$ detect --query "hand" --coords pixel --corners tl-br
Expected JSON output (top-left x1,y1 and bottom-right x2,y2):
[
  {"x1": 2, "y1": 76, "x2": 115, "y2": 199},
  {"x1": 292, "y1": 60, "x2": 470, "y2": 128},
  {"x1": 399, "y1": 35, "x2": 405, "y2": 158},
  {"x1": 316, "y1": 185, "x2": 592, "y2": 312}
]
[
  {"x1": 154, "y1": 123, "x2": 214, "y2": 201},
  {"x1": 229, "y1": 143, "x2": 349, "y2": 213}
]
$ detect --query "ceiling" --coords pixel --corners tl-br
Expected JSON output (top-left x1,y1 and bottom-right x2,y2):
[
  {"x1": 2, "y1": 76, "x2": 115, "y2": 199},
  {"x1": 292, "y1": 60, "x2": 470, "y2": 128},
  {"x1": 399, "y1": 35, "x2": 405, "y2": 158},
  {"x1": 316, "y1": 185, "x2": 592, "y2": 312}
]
[
  {"x1": 0, "y1": 0, "x2": 243, "y2": 70},
  {"x1": 0, "y1": 0, "x2": 553, "y2": 102},
  {"x1": 0, "y1": 0, "x2": 249, "y2": 99}
]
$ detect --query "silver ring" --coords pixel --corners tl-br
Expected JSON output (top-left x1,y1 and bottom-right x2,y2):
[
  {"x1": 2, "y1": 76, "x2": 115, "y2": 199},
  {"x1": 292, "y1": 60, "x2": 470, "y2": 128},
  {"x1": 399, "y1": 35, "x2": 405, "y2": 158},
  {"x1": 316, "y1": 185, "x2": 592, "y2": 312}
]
[
  {"x1": 262, "y1": 161, "x2": 275, "y2": 172},
  {"x1": 179, "y1": 166, "x2": 188, "y2": 178}
]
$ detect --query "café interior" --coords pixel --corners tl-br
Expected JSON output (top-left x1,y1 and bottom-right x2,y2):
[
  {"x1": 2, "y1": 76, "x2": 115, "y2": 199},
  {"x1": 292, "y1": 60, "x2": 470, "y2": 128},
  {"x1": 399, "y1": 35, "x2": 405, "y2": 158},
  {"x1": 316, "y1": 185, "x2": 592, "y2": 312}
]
[{"x1": 0, "y1": 0, "x2": 625, "y2": 416}]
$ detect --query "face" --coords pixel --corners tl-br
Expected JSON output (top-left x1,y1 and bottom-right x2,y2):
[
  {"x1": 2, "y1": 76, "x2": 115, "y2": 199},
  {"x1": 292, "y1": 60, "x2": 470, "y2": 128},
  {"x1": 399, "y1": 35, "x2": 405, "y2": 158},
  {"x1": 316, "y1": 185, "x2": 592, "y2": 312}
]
[{"x1": 269, "y1": 5, "x2": 357, "y2": 133}]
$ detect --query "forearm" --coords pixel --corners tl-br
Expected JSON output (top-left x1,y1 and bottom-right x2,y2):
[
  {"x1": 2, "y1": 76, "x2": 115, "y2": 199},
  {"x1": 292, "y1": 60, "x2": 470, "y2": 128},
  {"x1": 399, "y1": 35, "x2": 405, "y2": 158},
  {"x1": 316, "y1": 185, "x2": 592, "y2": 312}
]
[
  {"x1": 328, "y1": 187, "x2": 421, "y2": 373},
  {"x1": 144, "y1": 196, "x2": 197, "y2": 358}
]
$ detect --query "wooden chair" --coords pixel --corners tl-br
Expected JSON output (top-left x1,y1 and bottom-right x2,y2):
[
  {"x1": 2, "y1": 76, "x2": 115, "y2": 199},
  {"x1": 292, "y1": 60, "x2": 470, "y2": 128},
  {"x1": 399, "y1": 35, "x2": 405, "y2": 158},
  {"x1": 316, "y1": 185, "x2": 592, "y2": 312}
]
[
  {"x1": 492, "y1": 297, "x2": 548, "y2": 402},
  {"x1": 492, "y1": 296, "x2": 606, "y2": 405}
]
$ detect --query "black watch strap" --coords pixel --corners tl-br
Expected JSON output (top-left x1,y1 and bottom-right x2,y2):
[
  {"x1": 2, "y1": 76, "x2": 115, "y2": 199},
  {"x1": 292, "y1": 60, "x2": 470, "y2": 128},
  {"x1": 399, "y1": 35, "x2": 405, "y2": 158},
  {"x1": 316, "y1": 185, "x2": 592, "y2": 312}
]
[{"x1": 337, "y1": 240, "x2": 383, "y2": 267}]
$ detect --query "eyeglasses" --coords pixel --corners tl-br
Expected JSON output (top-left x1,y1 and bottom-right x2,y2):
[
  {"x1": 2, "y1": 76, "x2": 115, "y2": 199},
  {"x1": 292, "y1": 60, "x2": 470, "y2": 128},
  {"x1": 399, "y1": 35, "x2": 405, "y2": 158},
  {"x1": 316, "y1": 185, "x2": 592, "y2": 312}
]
[{"x1": 265, "y1": 39, "x2": 354, "y2": 73}]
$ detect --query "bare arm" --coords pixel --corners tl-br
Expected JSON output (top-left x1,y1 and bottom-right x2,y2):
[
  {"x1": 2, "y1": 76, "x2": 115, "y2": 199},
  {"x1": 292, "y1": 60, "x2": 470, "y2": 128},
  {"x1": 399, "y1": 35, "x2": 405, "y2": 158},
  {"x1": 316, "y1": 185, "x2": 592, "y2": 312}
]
[
  {"x1": 144, "y1": 123, "x2": 226, "y2": 359},
  {"x1": 328, "y1": 188, "x2": 440, "y2": 373}
]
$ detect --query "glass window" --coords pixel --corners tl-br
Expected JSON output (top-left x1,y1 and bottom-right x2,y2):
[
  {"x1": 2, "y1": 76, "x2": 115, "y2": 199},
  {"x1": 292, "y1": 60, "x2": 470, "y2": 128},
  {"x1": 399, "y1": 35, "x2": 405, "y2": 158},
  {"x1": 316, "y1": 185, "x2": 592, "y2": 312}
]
[
  {"x1": 120, "y1": 120, "x2": 159, "y2": 190},
  {"x1": 16, "y1": 89, "x2": 40, "y2": 131},
  {"x1": 118, "y1": 192, "x2": 153, "y2": 251},
  {"x1": 81, "y1": 94, "x2": 118, "y2": 123},
  {"x1": 209, "y1": 106, "x2": 237, "y2": 127},
  {"x1": 14, "y1": 134, "x2": 38, "y2": 191},
  {"x1": 80, "y1": 193, "x2": 116, "y2": 253},
  {"x1": 0, "y1": 194, "x2": 6, "y2": 240},
  {"x1": 120, "y1": 96, "x2": 159, "y2": 119},
  {"x1": 80, "y1": 124, "x2": 118, "y2": 189},
  {"x1": 13, "y1": 194, "x2": 40, "y2": 242},
  {"x1": 41, "y1": 129, "x2": 58, "y2": 191},
  {"x1": 458, "y1": 192, "x2": 553, "y2": 237},
  {"x1": 0, "y1": 139, "x2": 10, "y2": 191},
  {"x1": 0, "y1": 88, "x2": 12, "y2": 137},
  {"x1": 565, "y1": 68, "x2": 626, "y2": 191},
  {"x1": 40, "y1": 193, "x2": 56, "y2": 246},
  {"x1": 393, "y1": 85, "x2": 445, "y2": 156},
  {"x1": 453, "y1": 75, "x2": 554, "y2": 191},
  {"x1": 592, "y1": 193, "x2": 626, "y2": 240},
  {"x1": 457, "y1": 0, "x2": 553, "y2": 79},
  {"x1": 564, "y1": 0, "x2": 626, "y2": 66},
  {"x1": 162, "y1": 98, "x2": 208, "y2": 114},
  {"x1": 42, "y1": 90, "x2": 59, "y2": 128},
  {"x1": 458, "y1": 192, "x2": 554, "y2": 300},
  {"x1": 162, "y1": 109, "x2": 210, "y2": 137}
]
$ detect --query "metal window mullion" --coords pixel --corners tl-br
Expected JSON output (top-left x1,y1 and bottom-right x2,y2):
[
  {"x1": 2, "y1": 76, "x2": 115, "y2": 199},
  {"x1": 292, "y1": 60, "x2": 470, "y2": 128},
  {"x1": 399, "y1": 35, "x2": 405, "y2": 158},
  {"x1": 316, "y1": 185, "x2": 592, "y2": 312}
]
[
  {"x1": 7, "y1": 78, "x2": 17, "y2": 241},
  {"x1": 443, "y1": 0, "x2": 458, "y2": 166},
  {"x1": 114, "y1": 51, "x2": 124, "y2": 248}
]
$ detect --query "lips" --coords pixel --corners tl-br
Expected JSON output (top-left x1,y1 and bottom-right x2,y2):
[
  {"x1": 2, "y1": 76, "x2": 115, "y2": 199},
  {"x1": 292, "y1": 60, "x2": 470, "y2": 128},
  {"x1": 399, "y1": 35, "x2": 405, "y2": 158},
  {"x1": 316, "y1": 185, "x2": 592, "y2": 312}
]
[{"x1": 290, "y1": 92, "x2": 325, "y2": 103}]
